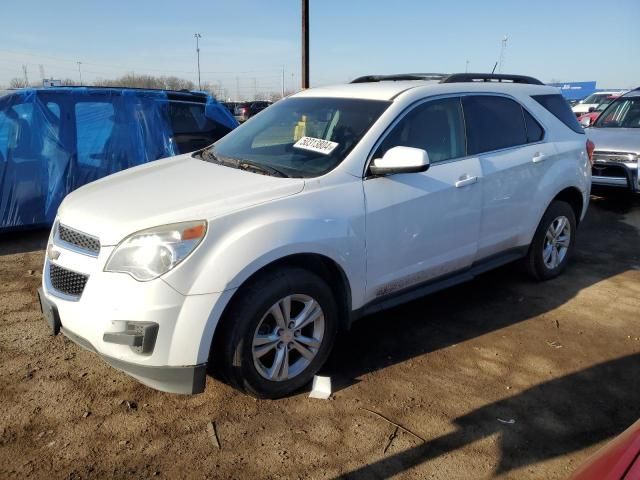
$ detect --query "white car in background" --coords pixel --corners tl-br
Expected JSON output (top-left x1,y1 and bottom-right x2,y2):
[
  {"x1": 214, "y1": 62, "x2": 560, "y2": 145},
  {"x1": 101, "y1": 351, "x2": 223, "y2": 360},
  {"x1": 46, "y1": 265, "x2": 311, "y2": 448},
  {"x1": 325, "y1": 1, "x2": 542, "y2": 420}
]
[
  {"x1": 572, "y1": 91, "x2": 626, "y2": 117},
  {"x1": 38, "y1": 73, "x2": 592, "y2": 398}
]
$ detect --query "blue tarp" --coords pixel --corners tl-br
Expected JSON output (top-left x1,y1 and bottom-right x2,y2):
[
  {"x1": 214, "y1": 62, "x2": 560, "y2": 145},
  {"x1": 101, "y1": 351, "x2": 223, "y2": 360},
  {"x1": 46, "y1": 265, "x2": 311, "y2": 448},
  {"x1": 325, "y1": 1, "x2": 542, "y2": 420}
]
[{"x1": 0, "y1": 87, "x2": 237, "y2": 230}]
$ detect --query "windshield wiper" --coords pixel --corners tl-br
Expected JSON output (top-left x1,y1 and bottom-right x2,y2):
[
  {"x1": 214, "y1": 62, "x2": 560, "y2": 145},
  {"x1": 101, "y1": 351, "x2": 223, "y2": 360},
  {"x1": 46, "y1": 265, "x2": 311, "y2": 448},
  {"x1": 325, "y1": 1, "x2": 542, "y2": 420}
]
[
  {"x1": 200, "y1": 148, "x2": 288, "y2": 178},
  {"x1": 237, "y1": 160, "x2": 288, "y2": 178}
]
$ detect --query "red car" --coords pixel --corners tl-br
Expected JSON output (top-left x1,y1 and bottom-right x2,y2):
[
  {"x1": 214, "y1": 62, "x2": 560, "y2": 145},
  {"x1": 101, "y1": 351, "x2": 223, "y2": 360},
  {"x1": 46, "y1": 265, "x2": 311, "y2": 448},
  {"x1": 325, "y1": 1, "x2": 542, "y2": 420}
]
[
  {"x1": 577, "y1": 95, "x2": 620, "y2": 127},
  {"x1": 570, "y1": 418, "x2": 640, "y2": 479}
]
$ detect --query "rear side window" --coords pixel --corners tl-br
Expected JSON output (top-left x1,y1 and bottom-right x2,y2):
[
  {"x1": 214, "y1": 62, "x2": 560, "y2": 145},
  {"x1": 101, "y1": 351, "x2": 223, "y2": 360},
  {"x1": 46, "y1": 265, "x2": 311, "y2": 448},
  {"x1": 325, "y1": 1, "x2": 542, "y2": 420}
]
[
  {"x1": 462, "y1": 96, "x2": 527, "y2": 154},
  {"x1": 75, "y1": 102, "x2": 115, "y2": 167},
  {"x1": 523, "y1": 109, "x2": 544, "y2": 142},
  {"x1": 532, "y1": 94, "x2": 584, "y2": 134}
]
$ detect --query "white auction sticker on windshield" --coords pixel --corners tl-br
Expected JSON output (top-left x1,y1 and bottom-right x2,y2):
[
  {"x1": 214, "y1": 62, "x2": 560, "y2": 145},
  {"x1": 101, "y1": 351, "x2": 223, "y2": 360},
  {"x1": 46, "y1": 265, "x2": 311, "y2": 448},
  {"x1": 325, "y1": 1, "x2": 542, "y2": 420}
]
[{"x1": 293, "y1": 136, "x2": 339, "y2": 155}]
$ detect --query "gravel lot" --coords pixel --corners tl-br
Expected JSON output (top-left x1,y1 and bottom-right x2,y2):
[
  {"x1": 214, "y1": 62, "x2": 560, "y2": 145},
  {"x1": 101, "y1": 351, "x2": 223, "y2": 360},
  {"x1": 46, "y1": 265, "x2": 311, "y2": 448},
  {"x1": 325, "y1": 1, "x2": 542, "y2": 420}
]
[{"x1": 1, "y1": 195, "x2": 639, "y2": 479}]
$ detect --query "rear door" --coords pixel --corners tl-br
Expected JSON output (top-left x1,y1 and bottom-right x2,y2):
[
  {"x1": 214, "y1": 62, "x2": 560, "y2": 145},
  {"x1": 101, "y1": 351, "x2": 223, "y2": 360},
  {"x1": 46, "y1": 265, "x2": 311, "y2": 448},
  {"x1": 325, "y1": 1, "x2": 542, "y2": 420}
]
[
  {"x1": 462, "y1": 95, "x2": 554, "y2": 259},
  {"x1": 363, "y1": 96, "x2": 482, "y2": 302}
]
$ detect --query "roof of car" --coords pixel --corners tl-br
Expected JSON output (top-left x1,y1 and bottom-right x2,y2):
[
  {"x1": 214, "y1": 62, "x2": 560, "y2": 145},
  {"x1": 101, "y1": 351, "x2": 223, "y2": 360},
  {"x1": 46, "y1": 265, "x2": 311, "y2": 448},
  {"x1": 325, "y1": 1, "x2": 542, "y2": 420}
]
[
  {"x1": 6, "y1": 86, "x2": 211, "y2": 101},
  {"x1": 294, "y1": 79, "x2": 559, "y2": 101}
]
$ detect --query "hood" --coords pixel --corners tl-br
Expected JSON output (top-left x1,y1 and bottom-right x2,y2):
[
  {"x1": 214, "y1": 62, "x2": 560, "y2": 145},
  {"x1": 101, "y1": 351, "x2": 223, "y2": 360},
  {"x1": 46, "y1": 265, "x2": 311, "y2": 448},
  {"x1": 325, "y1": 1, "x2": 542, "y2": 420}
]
[
  {"x1": 586, "y1": 128, "x2": 640, "y2": 154},
  {"x1": 58, "y1": 154, "x2": 305, "y2": 245},
  {"x1": 572, "y1": 104, "x2": 594, "y2": 114}
]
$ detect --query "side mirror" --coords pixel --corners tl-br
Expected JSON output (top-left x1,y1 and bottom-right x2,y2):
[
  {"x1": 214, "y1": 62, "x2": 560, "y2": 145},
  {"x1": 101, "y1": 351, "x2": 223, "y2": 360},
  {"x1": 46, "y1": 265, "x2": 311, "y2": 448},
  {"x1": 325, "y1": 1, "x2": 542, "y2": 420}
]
[
  {"x1": 580, "y1": 116, "x2": 592, "y2": 128},
  {"x1": 369, "y1": 146, "x2": 430, "y2": 176},
  {"x1": 588, "y1": 106, "x2": 596, "y2": 113}
]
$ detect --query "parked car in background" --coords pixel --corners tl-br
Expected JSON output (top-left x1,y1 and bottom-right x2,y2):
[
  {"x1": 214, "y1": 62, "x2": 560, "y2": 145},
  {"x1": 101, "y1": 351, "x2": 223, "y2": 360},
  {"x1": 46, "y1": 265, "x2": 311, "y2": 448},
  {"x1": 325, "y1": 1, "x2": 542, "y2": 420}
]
[
  {"x1": 570, "y1": 418, "x2": 640, "y2": 480},
  {"x1": 222, "y1": 101, "x2": 241, "y2": 115},
  {"x1": 38, "y1": 73, "x2": 591, "y2": 398},
  {"x1": 234, "y1": 100, "x2": 272, "y2": 122},
  {"x1": 586, "y1": 88, "x2": 640, "y2": 194},
  {"x1": 572, "y1": 91, "x2": 625, "y2": 117},
  {"x1": 578, "y1": 95, "x2": 621, "y2": 127},
  {"x1": 0, "y1": 87, "x2": 238, "y2": 231}
]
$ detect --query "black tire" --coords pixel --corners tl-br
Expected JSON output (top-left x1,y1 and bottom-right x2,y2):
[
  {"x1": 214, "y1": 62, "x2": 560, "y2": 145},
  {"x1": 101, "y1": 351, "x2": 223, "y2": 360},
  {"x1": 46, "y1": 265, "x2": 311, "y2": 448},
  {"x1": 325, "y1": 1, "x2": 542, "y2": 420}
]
[
  {"x1": 214, "y1": 266, "x2": 339, "y2": 399},
  {"x1": 524, "y1": 200, "x2": 577, "y2": 281}
]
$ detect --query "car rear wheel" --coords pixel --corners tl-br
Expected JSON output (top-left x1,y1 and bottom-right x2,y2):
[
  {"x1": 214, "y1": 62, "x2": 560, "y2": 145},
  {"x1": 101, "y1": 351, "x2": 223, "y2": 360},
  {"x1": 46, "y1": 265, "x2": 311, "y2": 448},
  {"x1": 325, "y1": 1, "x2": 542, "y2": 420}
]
[
  {"x1": 524, "y1": 200, "x2": 576, "y2": 281},
  {"x1": 215, "y1": 267, "x2": 338, "y2": 398}
]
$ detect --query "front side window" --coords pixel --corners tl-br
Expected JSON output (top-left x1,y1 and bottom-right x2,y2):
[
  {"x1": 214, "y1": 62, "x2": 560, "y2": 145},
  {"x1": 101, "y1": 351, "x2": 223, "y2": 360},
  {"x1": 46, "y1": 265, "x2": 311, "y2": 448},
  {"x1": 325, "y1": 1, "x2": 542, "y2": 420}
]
[
  {"x1": 208, "y1": 97, "x2": 390, "y2": 178},
  {"x1": 593, "y1": 96, "x2": 640, "y2": 129},
  {"x1": 463, "y1": 95, "x2": 527, "y2": 154},
  {"x1": 581, "y1": 93, "x2": 610, "y2": 104},
  {"x1": 374, "y1": 97, "x2": 466, "y2": 163}
]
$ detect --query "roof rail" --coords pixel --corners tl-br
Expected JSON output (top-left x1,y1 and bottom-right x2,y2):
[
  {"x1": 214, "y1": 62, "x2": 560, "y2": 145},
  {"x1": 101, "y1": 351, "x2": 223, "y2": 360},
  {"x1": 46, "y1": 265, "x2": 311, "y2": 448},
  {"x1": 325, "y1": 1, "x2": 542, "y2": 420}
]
[
  {"x1": 29, "y1": 85, "x2": 210, "y2": 96},
  {"x1": 441, "y1": 73, "x2": 543, "y2": 85},
  {"x1": 350, "y1": 73, "x2": 448, "y2": 84}
]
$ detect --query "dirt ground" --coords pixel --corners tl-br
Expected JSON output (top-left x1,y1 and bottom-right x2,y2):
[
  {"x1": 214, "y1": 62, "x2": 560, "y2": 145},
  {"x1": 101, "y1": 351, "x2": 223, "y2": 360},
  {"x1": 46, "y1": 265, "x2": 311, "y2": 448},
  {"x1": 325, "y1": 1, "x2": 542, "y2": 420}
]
[{"x1": 1, "y1": 195, "x2": 639, "y2": 480}]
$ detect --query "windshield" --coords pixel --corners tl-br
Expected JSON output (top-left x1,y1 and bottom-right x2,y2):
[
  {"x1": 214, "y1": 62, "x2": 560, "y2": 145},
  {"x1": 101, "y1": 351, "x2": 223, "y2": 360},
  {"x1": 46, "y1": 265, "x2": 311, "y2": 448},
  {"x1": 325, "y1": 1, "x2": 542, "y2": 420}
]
[
  {"x1": 581, "y1": 93, "x2": 610, "y2": 104},
  {"x1": 205, "y1": 97, "x2": 390, "y2": 178},
  {"x1": 593, "y1": 96, "x2": 640, "y2": 128}
]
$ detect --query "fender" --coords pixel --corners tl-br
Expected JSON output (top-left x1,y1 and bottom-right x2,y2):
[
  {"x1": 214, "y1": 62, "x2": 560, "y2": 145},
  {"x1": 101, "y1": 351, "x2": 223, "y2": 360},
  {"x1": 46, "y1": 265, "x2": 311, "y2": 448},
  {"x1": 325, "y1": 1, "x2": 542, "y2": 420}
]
[
  {"x1": 518, "y1": 144, "x2": 590, "y2": 247},
  {"x1": 163, "y1": 177, "x2": 367, "y2": 306}
]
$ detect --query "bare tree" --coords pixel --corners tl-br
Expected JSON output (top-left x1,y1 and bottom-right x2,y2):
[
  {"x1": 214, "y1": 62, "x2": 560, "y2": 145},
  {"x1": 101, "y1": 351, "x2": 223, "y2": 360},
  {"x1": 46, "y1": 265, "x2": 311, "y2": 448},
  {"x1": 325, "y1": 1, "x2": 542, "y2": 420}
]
[{"x1": 9, "y1": 77, "x2": 28, "y2": 88}]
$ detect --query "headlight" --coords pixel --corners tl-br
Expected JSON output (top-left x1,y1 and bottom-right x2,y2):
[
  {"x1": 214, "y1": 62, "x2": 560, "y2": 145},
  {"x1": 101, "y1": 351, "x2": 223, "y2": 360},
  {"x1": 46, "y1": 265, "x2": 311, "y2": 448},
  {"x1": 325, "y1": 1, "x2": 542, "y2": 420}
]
[{"x1": 105, "y1": 221, "x2": 207, "y2": 281}]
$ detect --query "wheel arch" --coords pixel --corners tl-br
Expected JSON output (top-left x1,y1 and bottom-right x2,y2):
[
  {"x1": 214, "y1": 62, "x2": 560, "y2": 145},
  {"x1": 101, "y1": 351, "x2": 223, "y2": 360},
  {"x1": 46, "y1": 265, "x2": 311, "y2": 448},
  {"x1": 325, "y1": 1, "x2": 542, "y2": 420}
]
[
  {"x1": 208, "y1": 252, "x2": 354, "y2": 368},
  {"x1": 552, "y1": 186, "x2": 584, "y2": 225}
]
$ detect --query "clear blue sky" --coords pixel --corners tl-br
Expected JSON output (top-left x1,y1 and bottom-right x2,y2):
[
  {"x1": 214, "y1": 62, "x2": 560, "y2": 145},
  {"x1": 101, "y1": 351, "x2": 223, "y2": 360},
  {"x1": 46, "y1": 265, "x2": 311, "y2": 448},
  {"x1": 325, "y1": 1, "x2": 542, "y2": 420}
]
[{"x1": 1, "y1": 0, "x2": 638, "y2": 98}]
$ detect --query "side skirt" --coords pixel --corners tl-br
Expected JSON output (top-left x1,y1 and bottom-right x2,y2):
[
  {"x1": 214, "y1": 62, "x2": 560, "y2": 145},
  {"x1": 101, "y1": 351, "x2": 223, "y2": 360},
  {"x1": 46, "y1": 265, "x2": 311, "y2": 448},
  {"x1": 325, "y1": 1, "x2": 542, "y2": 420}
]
[{"x1": 352, "y1": 246, "x2": 528, "y2": 322}]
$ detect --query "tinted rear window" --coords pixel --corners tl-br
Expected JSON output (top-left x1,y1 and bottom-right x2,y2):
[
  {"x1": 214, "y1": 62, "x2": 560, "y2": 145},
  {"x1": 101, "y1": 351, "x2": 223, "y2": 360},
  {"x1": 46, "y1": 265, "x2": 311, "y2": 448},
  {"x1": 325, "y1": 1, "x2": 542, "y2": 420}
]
[
  {"x1": 532, "y1": 94, "x2": 583, "y2": 134},
  {"x1": 523, "y1": 109, "x2": 544, "y2": 142},
  {"x1": 462, "y1": 95, "x2": 527, "y2": 154}
]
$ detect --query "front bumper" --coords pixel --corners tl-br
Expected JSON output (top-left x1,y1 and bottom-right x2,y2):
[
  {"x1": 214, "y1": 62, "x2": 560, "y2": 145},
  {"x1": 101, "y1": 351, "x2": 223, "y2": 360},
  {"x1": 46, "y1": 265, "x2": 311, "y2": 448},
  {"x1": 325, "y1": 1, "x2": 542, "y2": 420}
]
[
  {"x1": 591, "y1": 162, "x2": 638, "y2": 192},
  {"x1": 40, "y1": 226, "x2": 236, "y2": 394},
  {"x1": 62, "y1": 325, "x2": 207, "y2": 394}
]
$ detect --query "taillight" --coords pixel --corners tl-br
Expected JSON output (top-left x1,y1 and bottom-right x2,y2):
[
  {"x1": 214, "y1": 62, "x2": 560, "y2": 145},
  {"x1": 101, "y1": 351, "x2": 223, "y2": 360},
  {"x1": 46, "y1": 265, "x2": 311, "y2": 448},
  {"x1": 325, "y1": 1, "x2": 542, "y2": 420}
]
[{"x1": 586, "y1": 139, "x2": 595, "y2": 166}]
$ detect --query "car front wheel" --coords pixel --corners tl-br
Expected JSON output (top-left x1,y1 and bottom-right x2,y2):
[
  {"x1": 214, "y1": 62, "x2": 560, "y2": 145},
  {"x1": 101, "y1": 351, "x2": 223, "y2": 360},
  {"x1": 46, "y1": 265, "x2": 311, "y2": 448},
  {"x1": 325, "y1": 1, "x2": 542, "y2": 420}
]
[{"x1": 215, "y1": 267, "x2": 338, "y2": 398}]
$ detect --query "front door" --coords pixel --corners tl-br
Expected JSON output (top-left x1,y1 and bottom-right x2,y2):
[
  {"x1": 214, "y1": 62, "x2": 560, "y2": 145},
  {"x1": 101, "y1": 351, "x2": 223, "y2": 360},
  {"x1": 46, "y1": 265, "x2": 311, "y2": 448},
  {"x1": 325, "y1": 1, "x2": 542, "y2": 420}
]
[{"x1": 363, "y1": 97, "x2": 482, "y2": 303}]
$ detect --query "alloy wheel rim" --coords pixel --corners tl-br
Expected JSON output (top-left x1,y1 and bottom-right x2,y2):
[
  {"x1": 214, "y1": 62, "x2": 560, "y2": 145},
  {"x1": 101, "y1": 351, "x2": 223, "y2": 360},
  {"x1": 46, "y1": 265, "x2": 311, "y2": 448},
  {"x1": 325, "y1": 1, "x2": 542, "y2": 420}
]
[
  {"x1": 543, "y1": 215, "x2": 571, "y2": 269},
  {"x1": 252, "y1": 294, "x2": 325, "y2": 381}
]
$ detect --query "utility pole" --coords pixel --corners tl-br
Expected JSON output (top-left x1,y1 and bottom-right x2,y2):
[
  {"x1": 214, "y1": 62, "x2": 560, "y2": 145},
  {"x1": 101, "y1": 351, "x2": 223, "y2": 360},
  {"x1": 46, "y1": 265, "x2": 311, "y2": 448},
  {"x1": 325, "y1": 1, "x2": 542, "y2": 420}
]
[
  {"x1": 301, "y1": 0, "x2": 309, "y2": 89},
  {"x1": 465, "y1": 60, "x2": 470, "y2": 73},
  {"x1": 194, "y1": 33, "x2": 202, "y2": 90},
  {"x1": 281, "y1": 66, "x2": 285, "y2": 98},
  {"x1": 253, "y1": 77, "x2": 257, "y2": 100},
  {"x1": 77, "y1": 61, "x2": 83, "y2": 85},
  {"x1": 236, "y1": 76, "x2": 240, "y2": 101},
  {"x1": 22, "y1": 65, "x2": 29, "y2": 86},
  {"x1": 498, "y1": 35, "x2": 508, "y2": 74}
]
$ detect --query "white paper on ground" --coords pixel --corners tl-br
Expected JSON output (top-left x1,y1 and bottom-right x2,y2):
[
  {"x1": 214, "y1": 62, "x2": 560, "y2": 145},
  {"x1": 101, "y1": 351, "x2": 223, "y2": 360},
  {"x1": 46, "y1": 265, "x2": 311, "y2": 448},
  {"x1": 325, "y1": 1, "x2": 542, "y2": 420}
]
[{"x1": 309, "y1": 375, "x2": 332, "y2": 399}]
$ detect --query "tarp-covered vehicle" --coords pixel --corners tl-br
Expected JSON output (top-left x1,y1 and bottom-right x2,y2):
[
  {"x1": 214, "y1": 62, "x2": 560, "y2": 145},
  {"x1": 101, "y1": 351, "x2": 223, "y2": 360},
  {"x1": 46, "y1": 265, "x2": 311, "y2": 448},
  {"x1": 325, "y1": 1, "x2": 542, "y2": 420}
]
[{"x1": 0, "y1": 87, "x2": 237, "y2": 231}]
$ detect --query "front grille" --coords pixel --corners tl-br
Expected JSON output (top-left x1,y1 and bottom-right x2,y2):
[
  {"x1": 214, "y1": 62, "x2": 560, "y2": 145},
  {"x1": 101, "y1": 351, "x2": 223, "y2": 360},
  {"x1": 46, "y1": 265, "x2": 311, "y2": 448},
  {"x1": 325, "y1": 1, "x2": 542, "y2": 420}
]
[
  {"x1": 592, "y1": 164, "x2": 629, "y2": 179},
  {"x1": 49, "y1": 264, "x2": 89, "y2": 297},
  {"x1": 592, "y1": 151, "x2": 638, "y2": 164},
  {"x1": 58, "y1": 224, "x2": 100, "y2": 255}
]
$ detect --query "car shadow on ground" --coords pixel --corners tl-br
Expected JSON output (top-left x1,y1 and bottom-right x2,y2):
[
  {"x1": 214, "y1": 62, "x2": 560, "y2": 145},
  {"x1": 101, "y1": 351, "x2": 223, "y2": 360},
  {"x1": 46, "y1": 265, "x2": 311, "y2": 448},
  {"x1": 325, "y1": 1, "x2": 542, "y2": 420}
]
[
  {"x1": 324, "y1": 196, "x2": 639, "y2": 385},
  {"x1": 319, "y1": 196, "x2": 639, "y2": 476},
  {"x1": 0, "y1": 228, "x2": 49, "y2": 256},
  {"x1": 338, "y1": 353, "x2": 640, "y2": 479}
]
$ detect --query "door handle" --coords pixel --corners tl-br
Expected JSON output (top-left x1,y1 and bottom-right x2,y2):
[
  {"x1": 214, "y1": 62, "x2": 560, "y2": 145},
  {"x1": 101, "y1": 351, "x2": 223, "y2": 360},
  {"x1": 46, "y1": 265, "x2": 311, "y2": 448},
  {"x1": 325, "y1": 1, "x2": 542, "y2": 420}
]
[
  {"x1": 455, "y1": 175, "x2": 478, "y2": 188},
  {"x1": 532, "y1": 152, "x2": 546, "y2": 163}
]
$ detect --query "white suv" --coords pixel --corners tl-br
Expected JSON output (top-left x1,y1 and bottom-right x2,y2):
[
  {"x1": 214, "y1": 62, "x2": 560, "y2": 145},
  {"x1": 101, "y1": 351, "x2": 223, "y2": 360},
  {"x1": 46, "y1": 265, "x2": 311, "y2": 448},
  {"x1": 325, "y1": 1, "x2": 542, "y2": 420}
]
[{"x1": 38, "y1": 73, "x2": 592, "y2": 398}]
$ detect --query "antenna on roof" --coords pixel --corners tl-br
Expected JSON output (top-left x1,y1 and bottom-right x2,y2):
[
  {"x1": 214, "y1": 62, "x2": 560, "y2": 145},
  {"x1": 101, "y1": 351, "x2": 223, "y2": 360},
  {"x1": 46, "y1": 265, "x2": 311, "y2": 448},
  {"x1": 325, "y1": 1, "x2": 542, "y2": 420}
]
[{"x1": 499, "y1": 35, "x2": 508, "y2": 73}]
